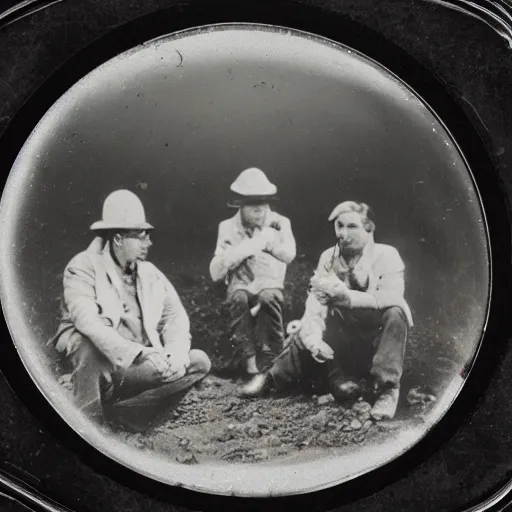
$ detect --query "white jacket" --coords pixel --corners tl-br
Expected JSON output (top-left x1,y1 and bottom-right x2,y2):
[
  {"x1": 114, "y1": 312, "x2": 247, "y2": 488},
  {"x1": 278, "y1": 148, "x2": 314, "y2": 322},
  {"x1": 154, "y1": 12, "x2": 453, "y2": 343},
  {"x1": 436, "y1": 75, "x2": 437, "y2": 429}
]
[
  {"x1": 300, "y1": 237, "x2": 413, "y2": 353},
  {"x1": 209, "y1": 209, "x2": 296, "y2": 295},
  {"x1": 52, "y1": 237, "x2": 191, "y2": 369}
]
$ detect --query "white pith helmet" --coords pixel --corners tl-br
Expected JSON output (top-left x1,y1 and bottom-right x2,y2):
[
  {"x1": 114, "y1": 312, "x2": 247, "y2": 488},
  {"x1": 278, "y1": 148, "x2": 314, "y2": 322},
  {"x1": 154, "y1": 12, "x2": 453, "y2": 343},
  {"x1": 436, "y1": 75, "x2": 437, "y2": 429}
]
[
  {"x1": 90, "y1": 189, "x2": 154, "y2": 231},
  {"x1": 230, "y1": 167, "x2": 277, "y2": 197}
]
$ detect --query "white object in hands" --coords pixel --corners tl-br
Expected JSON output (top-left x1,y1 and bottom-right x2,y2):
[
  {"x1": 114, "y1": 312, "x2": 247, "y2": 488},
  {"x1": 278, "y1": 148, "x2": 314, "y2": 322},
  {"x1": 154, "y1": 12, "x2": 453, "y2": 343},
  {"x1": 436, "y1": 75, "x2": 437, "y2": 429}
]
[
  {"x1": 310, "y1": 339, "x2": 335, "y2": 363},
  {"x1": 282, "y1": 319, "x2": 302, "y2": 349},
  {"x1": 250, "y1": 303, "x2": 261, "y2": 317},
  {"x1": 285, "y1": 319, "x2": 334, "y2": 362},
  {"x1": 286, "y1": 319, "x2": 302, "y2": 336},
  {"x1": 253, "y1": 226, "x2": 278, "y2": 252}
]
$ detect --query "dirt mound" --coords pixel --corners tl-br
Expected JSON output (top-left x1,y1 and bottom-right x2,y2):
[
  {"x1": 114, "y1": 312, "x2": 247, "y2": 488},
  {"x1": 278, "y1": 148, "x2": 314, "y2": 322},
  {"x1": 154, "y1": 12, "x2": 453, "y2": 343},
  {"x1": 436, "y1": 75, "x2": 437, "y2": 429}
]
[{"x1": 116, "y1": 375, "x2": 431, "y2": 465}]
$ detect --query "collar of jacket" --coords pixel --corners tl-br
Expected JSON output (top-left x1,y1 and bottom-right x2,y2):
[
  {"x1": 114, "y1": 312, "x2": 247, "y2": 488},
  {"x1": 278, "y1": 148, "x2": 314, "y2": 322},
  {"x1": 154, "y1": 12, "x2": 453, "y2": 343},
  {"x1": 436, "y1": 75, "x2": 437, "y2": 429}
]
[
  {"x1": 85, "y1": 237, "x2": 160, "y2": 339},
  {"x1": 331, "y1": 232, "x2": 376, "y2": 271},
  {"x1": 86, "y1": 237, "x2": 140, "y2": 296}
]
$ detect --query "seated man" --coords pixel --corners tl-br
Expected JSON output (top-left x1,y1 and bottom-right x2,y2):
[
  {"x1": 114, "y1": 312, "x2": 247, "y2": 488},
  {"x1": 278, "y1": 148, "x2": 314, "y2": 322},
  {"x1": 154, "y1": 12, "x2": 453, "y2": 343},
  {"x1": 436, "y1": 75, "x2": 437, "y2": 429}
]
[
  {"x1": 242, "y1": 201, "x2": 413, "y2": 421},
  {"x1": 51, "y1": 189, "x2": 211, "y2": 432},
  {"x1": 209, "y1": 167, "x2": 296, "y2": 381}
]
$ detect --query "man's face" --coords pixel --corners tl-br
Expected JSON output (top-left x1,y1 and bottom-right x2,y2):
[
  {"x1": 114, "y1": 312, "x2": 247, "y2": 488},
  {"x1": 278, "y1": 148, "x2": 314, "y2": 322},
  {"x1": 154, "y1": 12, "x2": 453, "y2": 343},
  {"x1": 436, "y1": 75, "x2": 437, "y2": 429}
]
[
  {"x1": 116, "y1": 230, "x2": 153, "y2": 263},
  {"x1": 240, "y1": 203, "x2": 268, "y2": 229},
  {"x1": 334, "y1": 211, "x2": 371, "y2": 253}
]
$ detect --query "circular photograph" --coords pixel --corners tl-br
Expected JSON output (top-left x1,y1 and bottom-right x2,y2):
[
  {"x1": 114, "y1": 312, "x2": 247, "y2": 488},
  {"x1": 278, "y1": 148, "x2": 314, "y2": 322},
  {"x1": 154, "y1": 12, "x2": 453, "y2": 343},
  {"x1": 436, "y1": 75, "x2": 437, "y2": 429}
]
[{"x1": 0, "y1": 24, "x2": 490, "y2": 496}]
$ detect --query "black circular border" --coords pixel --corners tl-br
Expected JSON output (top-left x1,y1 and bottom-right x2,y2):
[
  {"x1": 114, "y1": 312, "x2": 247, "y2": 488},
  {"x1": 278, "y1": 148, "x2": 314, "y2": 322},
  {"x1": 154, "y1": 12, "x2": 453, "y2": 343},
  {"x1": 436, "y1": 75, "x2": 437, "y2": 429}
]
[{"x1": 0, "y1": 1, "x2": 511, "y2": 510}]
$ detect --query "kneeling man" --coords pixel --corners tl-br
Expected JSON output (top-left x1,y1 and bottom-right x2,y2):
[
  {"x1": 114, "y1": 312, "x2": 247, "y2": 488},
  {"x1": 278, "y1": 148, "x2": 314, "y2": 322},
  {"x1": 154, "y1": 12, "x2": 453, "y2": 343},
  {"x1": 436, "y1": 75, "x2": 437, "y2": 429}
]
[
  {"x1": 52, "y1": 189, "x2": 211, "y2": 432},
  {"x1": 242, "y1": 201, "x2": 412, "y2": 421}
]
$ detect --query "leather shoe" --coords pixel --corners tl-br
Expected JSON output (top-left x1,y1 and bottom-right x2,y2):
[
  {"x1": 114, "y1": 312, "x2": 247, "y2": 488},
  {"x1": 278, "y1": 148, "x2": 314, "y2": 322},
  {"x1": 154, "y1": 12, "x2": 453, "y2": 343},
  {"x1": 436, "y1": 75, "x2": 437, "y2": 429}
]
[
  {"x1": 371, "y1": 387, "x2": 400, "y2": 421},
  {"x1": 330, "y1": 379, "x2": 362, "y2": 402},
  {"x1": 240, "y1": 373, "x2": 270, "y2": 398}
]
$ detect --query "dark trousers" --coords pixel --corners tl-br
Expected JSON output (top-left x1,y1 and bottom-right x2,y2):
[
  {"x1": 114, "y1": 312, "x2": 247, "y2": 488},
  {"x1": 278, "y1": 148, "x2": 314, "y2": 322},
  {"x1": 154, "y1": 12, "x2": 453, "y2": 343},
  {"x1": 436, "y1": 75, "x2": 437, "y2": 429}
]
[
  {"x1": 68, "y1": 334, "x2": 211, "y2": 431},
  {"x1": 227, "y1": 288, "x2": 285, "y2": 370},
  {"x1": 270, "y1": 306, "x2": 408, "y2": 391}
]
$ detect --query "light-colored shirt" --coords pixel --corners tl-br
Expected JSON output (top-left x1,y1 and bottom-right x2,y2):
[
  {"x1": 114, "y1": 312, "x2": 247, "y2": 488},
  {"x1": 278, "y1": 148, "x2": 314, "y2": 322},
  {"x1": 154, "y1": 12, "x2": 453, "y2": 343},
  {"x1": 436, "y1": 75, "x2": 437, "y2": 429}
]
[
  {"x1": 114, "y1": 266, "x2": 150, "y2": 347},
  {"x1": 209, "y1": 209, "x2": 296, "y2": 296}
]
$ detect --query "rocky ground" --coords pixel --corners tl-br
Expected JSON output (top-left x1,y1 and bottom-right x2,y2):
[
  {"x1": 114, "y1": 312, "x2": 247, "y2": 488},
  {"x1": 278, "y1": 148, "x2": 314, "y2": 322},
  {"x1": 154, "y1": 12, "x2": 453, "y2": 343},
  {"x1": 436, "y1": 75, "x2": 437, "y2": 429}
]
[
  {"x1": 112, "y1": 374, "x2": 436, "y2": 465},
  {"x1": 55, "y1": 255, "x2": 458, "y2": 466}
]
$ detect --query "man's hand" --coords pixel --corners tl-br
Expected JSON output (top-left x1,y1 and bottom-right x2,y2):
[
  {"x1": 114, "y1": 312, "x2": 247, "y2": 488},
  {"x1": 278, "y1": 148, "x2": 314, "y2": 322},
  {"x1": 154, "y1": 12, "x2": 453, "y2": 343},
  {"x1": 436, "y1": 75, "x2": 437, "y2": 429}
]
[
  {"x1": 269, "y1": 219, "x2": 282, "y2": 231},
  {"x1": 137, "y1": 347, "x2": 189, "y2": 382},
  {"x1": 162, "y1": 349, "x2": 190, "y2": 380},
  {"x1": 311, "y1": 274, "x2": 351, "y2": 307},
  {"x1": 310, "y1": 274, "x2": 333, "y2": 292},
  {"x1": 308, "y1": 339, "x2": 335, "y2": 363},
  {"x1": 327, "y1": 280, "x2": 352, "y2": 307},
  {"x1": 332, "y1": 288, "x2": 351, "y2": 308},
  {"x1": 163, "y1": 348, "x2": 190, "y2": 368},
  {"x1": 253, "y1": 226, "x2": 279, "y2": 252},
  {"x1": 312, "y1": 289, "x2": 330, "y2": 305},
  {"x1": 167, "y1": 362, "x2": 187, "y2": 380},
  {"x1": 137, "y1": 348, "x2": 175, "y2": 380}
]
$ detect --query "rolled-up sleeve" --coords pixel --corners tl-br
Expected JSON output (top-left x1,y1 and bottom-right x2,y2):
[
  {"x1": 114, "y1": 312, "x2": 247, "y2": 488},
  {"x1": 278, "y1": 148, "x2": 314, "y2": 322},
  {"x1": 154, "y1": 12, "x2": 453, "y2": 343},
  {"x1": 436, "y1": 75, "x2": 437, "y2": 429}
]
[{"x1": 63, "y1": 255, "x2": 143, "y2": 369}]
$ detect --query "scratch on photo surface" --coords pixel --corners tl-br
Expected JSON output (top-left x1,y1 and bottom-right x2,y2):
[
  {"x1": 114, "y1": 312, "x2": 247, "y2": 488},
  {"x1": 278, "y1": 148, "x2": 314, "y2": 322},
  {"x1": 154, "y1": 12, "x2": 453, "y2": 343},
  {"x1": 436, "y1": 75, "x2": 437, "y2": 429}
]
[{"x1": 176, "y1": 50, "x2": 184, "y2": 67}]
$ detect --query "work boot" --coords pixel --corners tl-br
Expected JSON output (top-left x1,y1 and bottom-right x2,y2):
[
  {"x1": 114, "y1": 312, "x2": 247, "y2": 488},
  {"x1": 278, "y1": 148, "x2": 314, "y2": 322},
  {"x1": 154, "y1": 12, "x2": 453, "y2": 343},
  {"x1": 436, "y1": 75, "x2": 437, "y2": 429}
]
[
  {"x1": 240, "y1": 373, "x2": 271, "y2": 398},
  {"x1": 330, "y1": 379, "x2": 362, "y2": 402},
  {"x1": 371, "y1": 386, "x2": 400, "y2": 421},
  {"x1": 328, "y1": 369, "x2": 361, "y2": 402}
]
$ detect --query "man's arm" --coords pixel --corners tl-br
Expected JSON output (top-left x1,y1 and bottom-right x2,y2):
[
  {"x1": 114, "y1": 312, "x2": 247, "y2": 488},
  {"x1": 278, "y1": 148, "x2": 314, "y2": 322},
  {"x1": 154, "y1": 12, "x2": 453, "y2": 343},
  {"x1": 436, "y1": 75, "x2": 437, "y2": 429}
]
[
  {"x1": 298, "y1": 250, "x2": 333, "y2": 353},
  {"x1": 263, "y1": 216, "x2": 296, "y2": 264},
  {"x1": 333, "y1": 247, "x2": 406, "y2": 310},
  {"x1": 63, "y1": 256, "x2": 143, "y2": 369},
  {"x1": 299, "y1": 293, "x2": 329, "y2": 350},
  {"x1": 209, "y1": 222, "x2": 262, "y2": 282},
  {"x1": 373, "y1": 269, "x2": 406, "y2": 309},
  {"x1": 158, "y1": 276, "x2": 192, "y2": 358}
]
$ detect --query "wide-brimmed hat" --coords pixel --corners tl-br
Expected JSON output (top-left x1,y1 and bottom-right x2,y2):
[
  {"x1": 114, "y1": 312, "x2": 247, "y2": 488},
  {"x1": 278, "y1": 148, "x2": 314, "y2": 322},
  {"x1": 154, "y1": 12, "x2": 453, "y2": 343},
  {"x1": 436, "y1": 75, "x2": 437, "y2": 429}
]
[
  {"x1": 227, "y1": 167, "x2": 278, "y2": 207},
  {"x1": 90, "y1": 189, "x2": 154, "y2": 231}
]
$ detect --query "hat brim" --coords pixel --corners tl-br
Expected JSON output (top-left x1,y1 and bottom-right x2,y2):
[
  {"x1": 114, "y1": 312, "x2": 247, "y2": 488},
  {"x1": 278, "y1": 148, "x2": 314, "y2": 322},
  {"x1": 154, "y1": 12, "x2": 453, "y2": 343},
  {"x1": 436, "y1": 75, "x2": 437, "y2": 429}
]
[
  {"x1": 90, "y1": 221, "x2": 154, "y2": 231},
  {"x1": 227, "y1": 195, "x2": 279, "y2": 208},
  {"x1": 230, "y1": 183, "x2": 278, "y2": 196}
]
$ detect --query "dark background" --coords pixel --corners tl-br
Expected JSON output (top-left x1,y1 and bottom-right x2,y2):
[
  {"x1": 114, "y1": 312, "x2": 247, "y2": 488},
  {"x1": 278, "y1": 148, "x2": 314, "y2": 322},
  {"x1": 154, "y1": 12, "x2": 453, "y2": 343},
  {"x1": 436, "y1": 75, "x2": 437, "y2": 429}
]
[
  {"x1": 10, "y1": 26, "x2": 487, "y2": 372},
  {"x1": 0, "y1": 1, "x2": 511, "y2": 511}
]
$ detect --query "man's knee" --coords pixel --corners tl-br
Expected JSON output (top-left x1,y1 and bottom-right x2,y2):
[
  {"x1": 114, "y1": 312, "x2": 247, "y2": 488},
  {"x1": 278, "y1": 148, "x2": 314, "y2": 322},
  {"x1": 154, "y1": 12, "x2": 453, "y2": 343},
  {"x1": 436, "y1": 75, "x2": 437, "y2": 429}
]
[
  {"x1": 188, "y1": 349, "x2": 212, "y2": 375},
  {"x1": 68, "y1": 333, "x2": 110, "y2": 369},
  {"x1": 258, "y1": 289, "x2": 283, "y2": 306},
  {"x1": 382, "y1": 306, "x2": 407, "y2": 325},
  {"x1": 228, "y1": 290, "x2": 250, "y2": 307}
]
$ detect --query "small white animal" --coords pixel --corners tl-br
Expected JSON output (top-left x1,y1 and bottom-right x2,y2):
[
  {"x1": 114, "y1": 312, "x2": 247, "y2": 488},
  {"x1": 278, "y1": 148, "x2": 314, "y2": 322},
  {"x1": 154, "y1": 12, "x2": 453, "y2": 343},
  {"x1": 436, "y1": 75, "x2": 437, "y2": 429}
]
[{"x1": 283, "y1": 320, "x2": 302, "y2": 349}]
